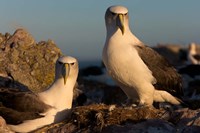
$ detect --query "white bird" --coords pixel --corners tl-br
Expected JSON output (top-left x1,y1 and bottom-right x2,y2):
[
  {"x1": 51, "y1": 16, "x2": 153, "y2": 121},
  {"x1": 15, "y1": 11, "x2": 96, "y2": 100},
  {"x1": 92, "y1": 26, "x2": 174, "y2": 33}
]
[
  {"x1": 0, "y1": 55, "x2": 79, "y2": 132},
  {"x1": 187, "y1": 43, "x2": 200, "y2": 65},
  {"x1": 102, "y1": 5, "x2": 183, "y2": 106}
]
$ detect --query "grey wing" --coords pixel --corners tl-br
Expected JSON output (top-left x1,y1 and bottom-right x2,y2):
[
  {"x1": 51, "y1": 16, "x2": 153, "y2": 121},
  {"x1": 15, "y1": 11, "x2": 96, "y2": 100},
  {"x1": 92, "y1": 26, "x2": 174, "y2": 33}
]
[
  {"x1": 0, "y1": 87, "x2": 51, "y2": 124},
  {"x1": 134, "y1": 45, "x2": 183, "y2": 97}
]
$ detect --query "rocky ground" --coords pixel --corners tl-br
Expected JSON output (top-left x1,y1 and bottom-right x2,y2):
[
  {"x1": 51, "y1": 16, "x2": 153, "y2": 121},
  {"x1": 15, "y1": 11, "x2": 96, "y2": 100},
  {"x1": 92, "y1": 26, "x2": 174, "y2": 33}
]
[{"x1": 0, "y1": 29, "x2": 200, "y2": 133}]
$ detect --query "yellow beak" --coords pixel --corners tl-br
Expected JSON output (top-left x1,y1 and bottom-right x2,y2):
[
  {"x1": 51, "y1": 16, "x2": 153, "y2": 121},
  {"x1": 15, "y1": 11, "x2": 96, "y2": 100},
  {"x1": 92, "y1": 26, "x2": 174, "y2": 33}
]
[
  {"x1": 62, "y1": 63, "x2": 70, "y2": 85},
  {"x1": 117, "y1": 14, "x2": 125, "y2": 35}
]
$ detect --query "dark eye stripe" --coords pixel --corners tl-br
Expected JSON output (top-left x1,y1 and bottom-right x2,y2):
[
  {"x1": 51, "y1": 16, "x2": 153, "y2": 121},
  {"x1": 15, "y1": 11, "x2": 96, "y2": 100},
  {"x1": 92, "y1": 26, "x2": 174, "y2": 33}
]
[
  {"x1": 58, "y1": 61, "x2": 63, "y2": 65},
  {"x1": 111, "y1": 12, "x2": 116, "y2": 16},
  {"x1": 58, "y1": 61, "x2": 75, "y2": 66},
  {"x1": 111, "y1": 12, "x2": 127, "y2": 16}
]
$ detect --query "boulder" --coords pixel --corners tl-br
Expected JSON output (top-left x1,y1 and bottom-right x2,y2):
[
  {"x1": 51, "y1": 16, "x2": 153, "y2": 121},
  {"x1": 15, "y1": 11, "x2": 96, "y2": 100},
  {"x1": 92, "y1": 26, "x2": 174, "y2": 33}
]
[{"x1": 0, "y1": 29, "x2": 62, "y2": 92}]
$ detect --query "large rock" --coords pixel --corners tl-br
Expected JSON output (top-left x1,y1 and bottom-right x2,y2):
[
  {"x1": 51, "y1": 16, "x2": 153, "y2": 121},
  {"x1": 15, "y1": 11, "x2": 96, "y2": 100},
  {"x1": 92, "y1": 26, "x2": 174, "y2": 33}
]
[{"x1": 0, "y1": 29, "x2": 62, "y2": 92}]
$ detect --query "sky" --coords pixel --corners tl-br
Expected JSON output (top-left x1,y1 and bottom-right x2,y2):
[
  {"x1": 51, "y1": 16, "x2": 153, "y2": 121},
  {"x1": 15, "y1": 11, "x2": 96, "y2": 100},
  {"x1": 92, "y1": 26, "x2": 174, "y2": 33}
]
[{"x1": 0, "y1": 0, "x2": 200, "y2": 64}]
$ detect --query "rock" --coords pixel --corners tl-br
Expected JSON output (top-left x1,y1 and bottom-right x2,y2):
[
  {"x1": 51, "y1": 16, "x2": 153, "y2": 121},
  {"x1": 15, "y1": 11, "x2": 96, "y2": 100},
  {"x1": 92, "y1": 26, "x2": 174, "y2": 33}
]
[
  {"x1": 36, "y1": 123, "x2": 78, "y2": 133},
  {"x1": 77, "y1": 78, "x2": 126, "y2": 105},
  {"x1": 0, "y1": 29, "x2": 62, "y2": 92},
  {"x1": 153, "y1": 44, "x2": 185, "y2": 66},
  {"x1": 80, "y1": 66, "x2": 103, "y2": 76},
  {"x1": 176, "y1": 108, "x2": 200, "y2": 132},
  {"x1": 79, "y1": 65, "x2": 116, "y2": 86},
  {"x1": 102, "y1": 119, "x2": 176, "y2": 133},
  {"x1": 5, "y1": 29, "x2": 35, "y2": 50}
]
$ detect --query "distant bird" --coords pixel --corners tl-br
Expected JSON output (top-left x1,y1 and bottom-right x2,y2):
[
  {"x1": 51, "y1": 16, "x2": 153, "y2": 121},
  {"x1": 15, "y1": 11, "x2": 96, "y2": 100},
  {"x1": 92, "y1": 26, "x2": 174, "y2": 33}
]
[
  {"x1": 187, "y1": 43, "x2": 200, "y2": 65},
  {"x1": 102, "y1": 5, "x2": 183, "y2": 106},
  {"x1": 0, "y1": 55, "x2": 79, "y2": 132}
]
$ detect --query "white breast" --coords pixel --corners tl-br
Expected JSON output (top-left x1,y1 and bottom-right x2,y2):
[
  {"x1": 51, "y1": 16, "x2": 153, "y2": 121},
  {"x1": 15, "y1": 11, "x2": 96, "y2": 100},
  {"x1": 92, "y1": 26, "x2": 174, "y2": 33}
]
[{"x1": 103, "y1": 35, "x2": 154, "y2": 89}]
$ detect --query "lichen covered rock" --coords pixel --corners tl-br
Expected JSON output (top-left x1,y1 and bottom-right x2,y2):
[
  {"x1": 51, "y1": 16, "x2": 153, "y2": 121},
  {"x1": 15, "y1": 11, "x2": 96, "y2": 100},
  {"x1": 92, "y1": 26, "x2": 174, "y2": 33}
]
[{"x1": 0, "y1": 29, "x2": 62, "y2": 92}]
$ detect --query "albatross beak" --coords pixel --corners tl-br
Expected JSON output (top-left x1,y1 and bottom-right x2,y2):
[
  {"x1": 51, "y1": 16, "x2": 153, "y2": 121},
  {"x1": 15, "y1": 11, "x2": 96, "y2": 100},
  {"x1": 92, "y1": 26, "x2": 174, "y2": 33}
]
[
  {"x1": 117, "y1": 14, "x2": 125, "y2": 35},
  {"x1": 62, "y1": 63, "x2": 70, "y2": 85}
]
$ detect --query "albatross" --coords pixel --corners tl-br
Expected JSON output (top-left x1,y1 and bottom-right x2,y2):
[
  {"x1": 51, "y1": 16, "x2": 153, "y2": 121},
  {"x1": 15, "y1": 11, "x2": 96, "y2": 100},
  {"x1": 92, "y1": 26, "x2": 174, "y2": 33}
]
[
  {"x1": 102, "y1": 5, "x2": 183, "y2": 106},
  {"x1": 187, "y1": 43, "x2": 200, "y2": 64},
  {"x1": 0, "y1": 55, "x2": 79, "y2": 132}
]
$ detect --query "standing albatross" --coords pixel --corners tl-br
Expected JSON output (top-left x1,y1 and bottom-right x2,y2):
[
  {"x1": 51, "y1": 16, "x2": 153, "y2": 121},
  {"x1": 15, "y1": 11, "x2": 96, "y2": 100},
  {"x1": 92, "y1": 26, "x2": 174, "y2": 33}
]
[
  {"x1": 0, "y1": 55, "x2": 79, "y2": 132},
  {"x1": 102, "y1": 5, "x2": 183, "y2": 106}
]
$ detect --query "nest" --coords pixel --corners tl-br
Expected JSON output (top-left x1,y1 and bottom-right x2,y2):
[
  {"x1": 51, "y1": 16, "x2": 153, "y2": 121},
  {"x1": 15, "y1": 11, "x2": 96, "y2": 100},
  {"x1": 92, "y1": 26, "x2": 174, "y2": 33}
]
[{"x1": 35, "y1": 104, "x2": 174, "y2": 133}]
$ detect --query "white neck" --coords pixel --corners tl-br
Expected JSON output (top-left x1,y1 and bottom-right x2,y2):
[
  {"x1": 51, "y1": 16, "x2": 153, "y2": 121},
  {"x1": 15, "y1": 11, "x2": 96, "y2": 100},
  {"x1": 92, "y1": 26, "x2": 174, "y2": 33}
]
[
  {"x1": 106, "y1": 26, "x2": 141, "y2": 47},
  {"x1": 189, "y1": 43, "x2": 197, "y2": 55},
  {"x1": 189, "y1": 48, "x2": 197, "y2": 55},
  {"x1": 38, "y1": 77, "x2": 76, "y2": 111}
]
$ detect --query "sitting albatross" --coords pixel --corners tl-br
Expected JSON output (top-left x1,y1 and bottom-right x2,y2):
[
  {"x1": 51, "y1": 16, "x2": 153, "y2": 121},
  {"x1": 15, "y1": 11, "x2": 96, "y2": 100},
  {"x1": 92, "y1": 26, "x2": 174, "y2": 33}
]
[
  {"x1": 102, "y1": 5, "x2": 183, "y2": 106},
  {"x1": 0, "y1": 55, "x2": 79, "y2": 132}
]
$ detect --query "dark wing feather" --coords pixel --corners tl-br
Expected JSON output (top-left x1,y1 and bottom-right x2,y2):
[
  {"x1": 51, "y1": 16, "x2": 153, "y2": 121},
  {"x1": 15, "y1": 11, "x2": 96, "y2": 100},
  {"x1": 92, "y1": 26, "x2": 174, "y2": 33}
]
[
  {"x1": 0, "y1": 105, "x2": 43, "y2": 125},
  {"x1": 134, "y1": 45, "x2": 183, "y2": 97},
  {"x1": 0, "y1": 87, "x2": 52, "y2": 124},
  {"x1": 193, "y1": 54, "x2": 200, "y2": 61}
]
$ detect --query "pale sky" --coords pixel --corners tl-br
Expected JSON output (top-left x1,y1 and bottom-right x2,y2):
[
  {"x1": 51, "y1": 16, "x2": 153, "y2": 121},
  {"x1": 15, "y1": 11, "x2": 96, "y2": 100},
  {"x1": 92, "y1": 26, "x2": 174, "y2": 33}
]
[{"x1": 0, "y1": 0, "x2": 200, "y2": 62}]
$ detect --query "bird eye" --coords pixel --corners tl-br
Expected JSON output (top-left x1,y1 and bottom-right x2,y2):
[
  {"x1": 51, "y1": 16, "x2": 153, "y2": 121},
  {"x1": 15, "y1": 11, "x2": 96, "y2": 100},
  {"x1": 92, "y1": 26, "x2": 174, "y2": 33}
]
[
  {"x1": 70, "y1": 62, "x2": 75, "y2": 66},
  {"x1": 58, "y1": 61, "x2": 63, "y2": 65},
  {"x1": 124, "y1": 13, "x2": 128, "y2": 15}
]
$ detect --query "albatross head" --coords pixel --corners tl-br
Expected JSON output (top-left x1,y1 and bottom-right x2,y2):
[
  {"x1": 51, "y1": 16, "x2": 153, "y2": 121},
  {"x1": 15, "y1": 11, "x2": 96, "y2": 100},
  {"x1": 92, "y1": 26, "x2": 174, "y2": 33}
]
[
  {"x1": 55, "y1": 56, "x2": 78, "y2": 85},
  {"x1": 105, "y1": 5, "x2": 129, "y2": 35},
  {"x1": 189, "y1": 43, "x2": 197, "y2": 55}
]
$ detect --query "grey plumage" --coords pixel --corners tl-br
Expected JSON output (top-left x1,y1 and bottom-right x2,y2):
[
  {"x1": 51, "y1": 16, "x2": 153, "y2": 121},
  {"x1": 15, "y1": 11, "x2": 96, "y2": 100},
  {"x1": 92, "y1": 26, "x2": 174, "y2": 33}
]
[
  {"x1": 0, "y1": 88, "x2": 51, "y2": 124},
  {"x1": 134, "y1": 45, "x2": 183, "y2": 97}
]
